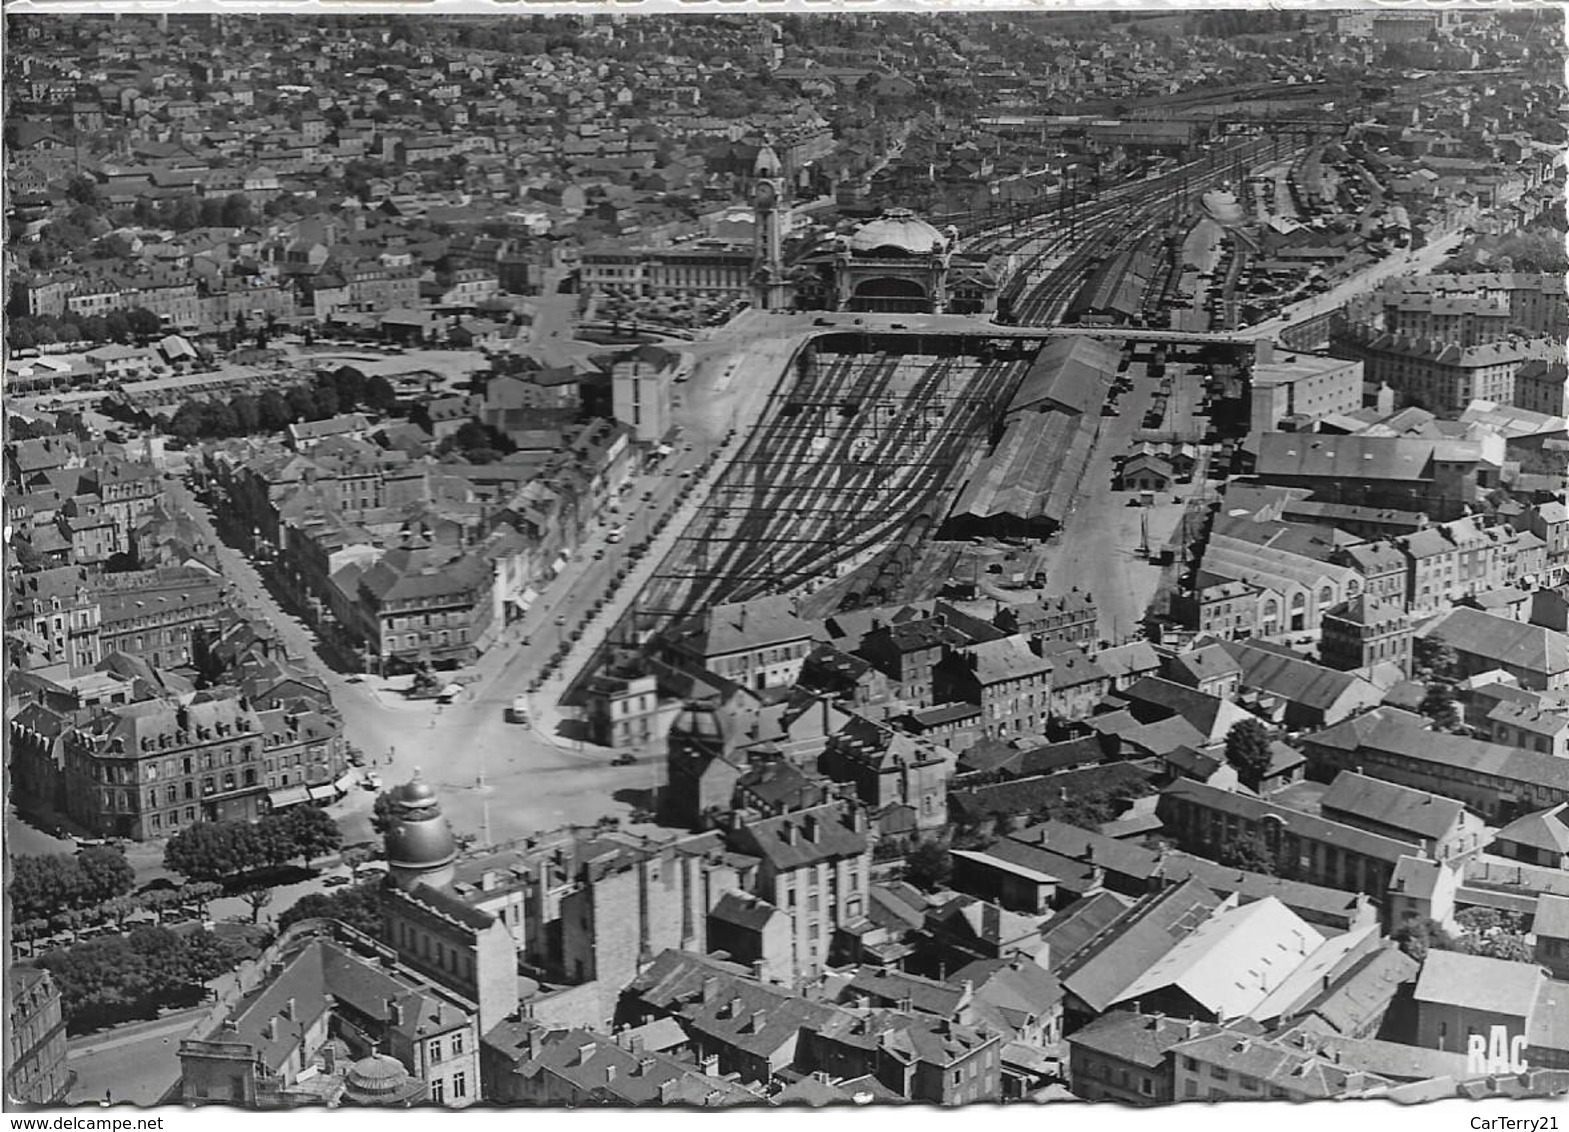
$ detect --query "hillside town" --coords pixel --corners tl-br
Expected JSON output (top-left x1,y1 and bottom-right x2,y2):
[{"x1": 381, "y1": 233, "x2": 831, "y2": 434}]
[{"x1": 4, "y1": 8, "x2": 1568, "y2": 1113}]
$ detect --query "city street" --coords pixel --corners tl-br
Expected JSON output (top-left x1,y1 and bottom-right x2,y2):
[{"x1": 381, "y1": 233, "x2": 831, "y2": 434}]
[
  {"x1": 64, "y1": 1007, "x2": 205, "y2": 1106},
  {"x1": 182, "y1": 317, "x2": 809, "y2": 853}
]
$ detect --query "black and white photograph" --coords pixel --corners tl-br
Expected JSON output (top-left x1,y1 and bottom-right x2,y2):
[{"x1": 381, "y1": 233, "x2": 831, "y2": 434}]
[{"x1": 2, "y1": 4, "x2": 1567, "y2": 1117}]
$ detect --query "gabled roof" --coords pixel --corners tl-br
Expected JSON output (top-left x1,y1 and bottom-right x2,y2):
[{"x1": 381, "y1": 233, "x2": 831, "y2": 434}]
[
  {"x1": 1112, "y1": 897, "x2": 1321, "y2": 1019},
  {"x1": 1222, "y1": 639, "x2": 1379, "y2": 712},
  {"x1": 1421, "y1": 607, "x2": 1569, "y2": 677},
  {"x1": 726, "y1": 802, "x2": 867, "y2": 872},
  {"x1": 1412, "y1": 950, "x2": 1544, "y2": 1019},
  {"x1": 1319, "y1": 770, "x2": 1468, "y2": 842},
  {"x1": 1055, "y1": 879, "x2": 1223, "y2": 1013},
  {"x1": 1067, "y1": 1010, "x2": 1223, "y2": 1068},
  {"x1": 1495, "y1": 803, "x2": 1569, "y2": 856}
]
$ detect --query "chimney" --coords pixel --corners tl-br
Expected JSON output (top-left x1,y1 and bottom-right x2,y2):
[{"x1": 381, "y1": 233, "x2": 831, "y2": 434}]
[
  {"x1": 603, "y1": 1064, "x2": 616, "y2": 1083},
  {"x1": 750, "y1": 1010, "x2": 767, "y2": 1033},
  {"x1": 525, "y1": 1028, "x2": 542, "y2": 1061},
  {"x1": 658, "y1": 1079, "x2": 677, "y2": 1102},
  {"x1": 804, "y1": 813, "x2": 819, "y2": 842},
  {"x1": 702, "y1": 976, "x2": 719, "y2": 1003},
  {"x1": 261, "y1": 1018, "x2": 276, "y2": 1041},
  {"x1": 281, "y1": 997, "x2": 296, "y2": 1021},
  {"x1": 576, "y1": 1041, "x2": 597, "y2": 1066},
  {"x1": 386, "y1": 999, "x2": 402, "y2": 1027},
  {"x1": 636, "y1": 1057, "x2": 656, "y2": 1077},
  {"x1": 751, "y1": 959, "x2": 767, "y2": 983},
  {"x1": 700, "y1": 1053, "x2": 719, "y2": 1076}
]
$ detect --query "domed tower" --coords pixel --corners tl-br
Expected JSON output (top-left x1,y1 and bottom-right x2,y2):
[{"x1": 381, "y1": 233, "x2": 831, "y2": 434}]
[{"x1": 383, "y1": 771, "x2": 458, "y2": 892}]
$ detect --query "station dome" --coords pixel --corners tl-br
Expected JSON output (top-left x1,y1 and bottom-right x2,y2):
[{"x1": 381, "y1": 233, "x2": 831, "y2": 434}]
[{"x1": 849, "y1": 208, "x2": 947, "y2": 257}]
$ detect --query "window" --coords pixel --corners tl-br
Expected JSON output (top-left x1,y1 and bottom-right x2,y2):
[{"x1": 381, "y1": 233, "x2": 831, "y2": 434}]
[
  {"x1": 1209, "y1": 1066, "x2": 1228, "y2": 1081},
  {"x1": 429, "y1": 1038, "x2": 442, "y2": 1063},
  {"x1": 430, "y1": 1079, "x2": 444, "y2": 1104},
  {"x1": 452, "y1": 1071, "x2": 466, "y2": 1099},
  {"x1": 452, "y1": 1033, "x2": 464, "y2": 1055},
  {"x1": 1139, "y1": 1077, "x2": 1154, "y2": 1097}
]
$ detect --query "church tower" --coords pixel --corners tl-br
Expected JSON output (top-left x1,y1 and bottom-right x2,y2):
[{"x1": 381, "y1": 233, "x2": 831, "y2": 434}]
[
  {"x1": 383, "y1": 770, "x2": 458, "y2": 892},
  {"x1": 751, "y1": 142, "x2": 792, "y2": 311}
]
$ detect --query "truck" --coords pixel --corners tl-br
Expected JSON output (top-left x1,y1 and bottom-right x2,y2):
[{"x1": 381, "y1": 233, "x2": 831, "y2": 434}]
[{"x1": 508, "y1": 696, "x2": 531, "y2": 726}]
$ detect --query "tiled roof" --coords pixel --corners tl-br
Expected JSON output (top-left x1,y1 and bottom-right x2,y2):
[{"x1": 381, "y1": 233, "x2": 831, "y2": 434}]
[
  {"x1": 1319, "y1": 771, "x2": 1467, "y2": 842},
  {"x1": 1159, "y1": 779, "x2": 1420, "y2": 865},
  {"x1": 1068, "y1": 1010, "x2": 1223, "y2": 1068},
  {"x1": 1055, "y1": 879, "x2": 1222, "y2": 1013},
  {"x1": 1422, "y1": 607, "x2": 1569, "y2": 677},
  {"x1": 1413, "y1": 950, "x2": 1544, "y2": 1018}
]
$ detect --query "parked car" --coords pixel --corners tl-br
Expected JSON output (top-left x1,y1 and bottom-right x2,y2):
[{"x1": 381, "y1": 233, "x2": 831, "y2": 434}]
[{"x1": 612, "y1": 753, "x2": 637, "y2": 767}]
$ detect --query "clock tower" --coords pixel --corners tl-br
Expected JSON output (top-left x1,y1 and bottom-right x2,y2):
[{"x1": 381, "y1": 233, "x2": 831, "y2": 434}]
[{"x1": 751, "y1": 142, "x2": 792, "y2": 311}]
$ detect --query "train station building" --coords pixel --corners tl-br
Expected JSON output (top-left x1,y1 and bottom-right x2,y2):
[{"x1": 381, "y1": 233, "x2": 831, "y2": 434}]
[{"x1": 791, "y1": 208, "x2": 1009, "y2": 315}]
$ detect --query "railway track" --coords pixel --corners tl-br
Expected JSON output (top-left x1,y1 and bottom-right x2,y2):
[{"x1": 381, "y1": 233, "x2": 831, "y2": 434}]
[{"x1": 635, "y1": 134, "x2": 1312, "y2": 632}]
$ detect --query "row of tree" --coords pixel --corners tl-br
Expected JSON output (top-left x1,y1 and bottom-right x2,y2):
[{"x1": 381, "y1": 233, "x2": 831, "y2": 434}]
[
  {"x1": 37, "y1": 925, "x2": 241, "y2": 1033},
  {"x1": 11, "y1": 880, "x2": 225, "y2": 949},
  {"x1": 162, "y1": 806, "x2": 342, "y2": 882},
  {"x1": 9, "y1": 846, "x2": 136, "y2": 923},
  {"x1": 162, "y1": 368, "x2": 399, "y2": 442},
  {"x1": 5, "y1": 307, "x2": 164, "y2": 351}
]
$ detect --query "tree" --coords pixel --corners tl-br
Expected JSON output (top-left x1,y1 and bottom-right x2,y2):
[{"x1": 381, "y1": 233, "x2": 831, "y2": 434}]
[
  {"x1": 1420, "y1": 682, "x2": 1461, "y2": 732},
  {"x1": 221, "y1": 193, "x2": 255, "y2": 229},
  {"x1": 370, "y1": 790, "x2": 399, "y2": 836},
  {"x1": 1216, "y1": 833, "x2": 1279, "y2": 876},
  {"x1": 178, "y1": 881, "x2": 223, "y2": 918},
  {"x1": 104, "y1": 311, "x2": 131, "y2": 343},
  {"x1": 1224, "y1": 718, "x2": 1272, "y2": 790},
  {"x1": 38, "y1": 925, "x2": 241, "y2": 1032},
  {"x1": 1394, "y1": 915, "x2": 1453, "y2": 962},
  {"x1": 165, "y1": 821, "x2": 256, "y2": 881},
  {"x1": 363, "y1": 374, "x2": 398, "y2": 413},
  {"x1": 230, "y1": 393, "x2": 260, "y2": 434},
  {"x1": 183, "y1": 929, "x2": 240, "y2": 982},
  {"x1": 286, "y1": 384, "x2": 319, "y2": 422},
  {"x1": 9, "y1": 854, "x2": 86, "y2": 921},
  {"x1": 254, "y1": 814, "x2": 298, "y2": 869},
  {"x1": 903, "y1": 839, "x2": 952, "y2": 892},
  {"x1": 65, "y1": 174, "x2": 101, "y2": 207},
  {"x1": 283, "y1": 805, "x2": 343, "y2": 868},
  {"x1": 277, "y1": 880, "x2": 384, "y2": 937},
  {"x1": 125, "y1": 308, "x2": 162, "y2": 338},
  {"x1": 257, "y1": 389, "x2": 294, "y2": 431},
  {"x1": 1413, "y1": 637, "x2": 1457, "y2": 681},
  {"x1": 242, "y1": 886, "x2": 275, "y2": 925},
  {"x1": 76, "y1": 845, "x2": 135, "y2": 905}
]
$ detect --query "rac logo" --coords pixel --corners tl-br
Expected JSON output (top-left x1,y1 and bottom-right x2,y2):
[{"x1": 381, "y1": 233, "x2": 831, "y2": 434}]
[{"x1": 1466, "y1": 1026, "x2": 1529, "y2": 1076}]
